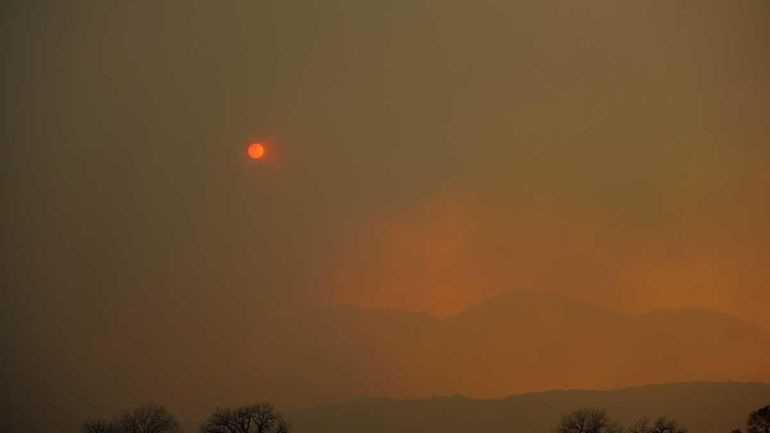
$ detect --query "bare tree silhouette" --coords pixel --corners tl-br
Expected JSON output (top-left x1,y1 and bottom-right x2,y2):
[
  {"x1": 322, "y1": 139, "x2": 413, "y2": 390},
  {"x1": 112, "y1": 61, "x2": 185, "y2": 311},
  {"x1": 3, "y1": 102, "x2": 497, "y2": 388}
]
[
  {"x1": 116, "y1": 403, "x2": 181, "y2": 433},
  {"x1": 200, "y1": 403, "x2": 290, "y2": 433},
  {"x1": 554, "y1": 409, "x2": 623, "y2": 433},
  {"x1": 648, "y1": 417, "x2": 687, "y2": 433},
  {"x1": 82, "y1": 418, "x2": 118, "y2": 433},
  {"x1": 747, "y1": 405, "x2": 770, "y2": 433}
]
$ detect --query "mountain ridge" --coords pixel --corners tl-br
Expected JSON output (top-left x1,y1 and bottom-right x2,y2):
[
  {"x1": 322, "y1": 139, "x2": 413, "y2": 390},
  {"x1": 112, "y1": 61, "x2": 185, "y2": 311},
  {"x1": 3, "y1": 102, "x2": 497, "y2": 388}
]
[
  {"x1": 260, "y1": 290, "x2": 770, "y2": 406},
  {"x1": 289, "y1": 382, "x2": 770, "y2": 433}
]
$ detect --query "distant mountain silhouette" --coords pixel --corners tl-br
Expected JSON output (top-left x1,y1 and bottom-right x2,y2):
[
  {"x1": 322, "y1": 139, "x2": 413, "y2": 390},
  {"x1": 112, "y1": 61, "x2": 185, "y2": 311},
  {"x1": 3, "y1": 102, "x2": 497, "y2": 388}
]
[
  {"x1": 254, "y1": 291, "x2": 770, "y2": 407},
  {"x1": 288, "y1": 382, "x2": 770, "y2": 433},
  {"x1": 90, "y1": 290, "x2": 770, "y2": 427}
]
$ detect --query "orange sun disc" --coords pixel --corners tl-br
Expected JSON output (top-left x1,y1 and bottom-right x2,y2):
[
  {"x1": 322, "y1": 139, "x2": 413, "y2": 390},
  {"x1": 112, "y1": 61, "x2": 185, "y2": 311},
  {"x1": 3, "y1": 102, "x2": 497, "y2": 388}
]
[{"x1": 247, "y1": 142, "x2": 265, "y2": 160}]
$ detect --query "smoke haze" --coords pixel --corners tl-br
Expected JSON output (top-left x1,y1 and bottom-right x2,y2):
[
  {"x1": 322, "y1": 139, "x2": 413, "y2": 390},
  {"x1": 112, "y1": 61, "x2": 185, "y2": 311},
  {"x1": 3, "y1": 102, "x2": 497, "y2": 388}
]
[{"x1": 2, "y1": 1, "x2": 770, "y2": 432}]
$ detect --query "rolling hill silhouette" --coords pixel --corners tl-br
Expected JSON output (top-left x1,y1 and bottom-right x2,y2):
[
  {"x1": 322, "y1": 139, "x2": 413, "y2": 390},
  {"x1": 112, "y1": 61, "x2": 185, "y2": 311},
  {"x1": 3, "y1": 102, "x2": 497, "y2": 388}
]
[
  {"x1": 66, "y1": 290, "x2": 770, "y2": 431},
  {"x1": 256, "y1": 290, "x2": 770, "y2": 407},
  {"x1": 64, "y1": 291, "x2": 770, "y2": 431},
  {"x1": 288, "y1": 382, "x2": 770, "y2": 433}
]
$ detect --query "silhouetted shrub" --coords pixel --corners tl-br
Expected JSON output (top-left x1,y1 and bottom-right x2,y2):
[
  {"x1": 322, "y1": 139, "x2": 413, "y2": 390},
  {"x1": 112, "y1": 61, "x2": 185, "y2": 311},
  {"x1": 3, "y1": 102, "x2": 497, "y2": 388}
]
[
  {"x1": 747, "y1": 405, "x2": 770, "y2": 433},
  {"x1": 554, "y1": 409, "x2": 623, "y2": 433},
  {"x1": 200, "y1": 402, "x2": 290, "y2": 433}
]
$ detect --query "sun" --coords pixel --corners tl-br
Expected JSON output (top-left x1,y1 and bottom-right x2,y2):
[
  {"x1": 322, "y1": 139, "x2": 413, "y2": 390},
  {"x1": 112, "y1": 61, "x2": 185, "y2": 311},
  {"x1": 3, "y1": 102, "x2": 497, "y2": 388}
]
[{"x1": 247, "y1": 142, "x2": 265, "y2": 160}]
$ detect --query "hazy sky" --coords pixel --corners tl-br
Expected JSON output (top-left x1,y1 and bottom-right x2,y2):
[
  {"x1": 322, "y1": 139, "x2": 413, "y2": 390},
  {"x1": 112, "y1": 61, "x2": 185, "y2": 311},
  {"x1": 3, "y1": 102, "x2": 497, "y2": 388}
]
[{"x1": 2, "y1": 0, "x2": 770, "y2": 431}]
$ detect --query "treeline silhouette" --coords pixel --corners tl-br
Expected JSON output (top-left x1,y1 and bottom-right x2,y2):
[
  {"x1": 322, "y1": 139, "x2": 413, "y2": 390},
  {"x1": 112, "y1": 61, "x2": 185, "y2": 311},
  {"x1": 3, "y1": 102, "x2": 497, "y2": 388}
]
[
  {"x1": 81, "y1": 402, "x2": 290, "y2": 433},
  {"x1": 77, "y1": 402, "x2": 770, "y2": 433},
  {"x1": 554, "y1": 405, "x2": 770, "y2": 433},
  {"x1": 554, "y1": 409, "x2": 685, "y2": 433}
]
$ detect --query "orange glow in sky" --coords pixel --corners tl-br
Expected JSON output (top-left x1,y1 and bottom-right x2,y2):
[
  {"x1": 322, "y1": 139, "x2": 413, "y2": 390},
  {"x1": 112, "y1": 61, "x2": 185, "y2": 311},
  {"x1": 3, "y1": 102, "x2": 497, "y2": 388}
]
[{"x1": 247, "y1": 142, "x2": 265, "y2": 160}]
